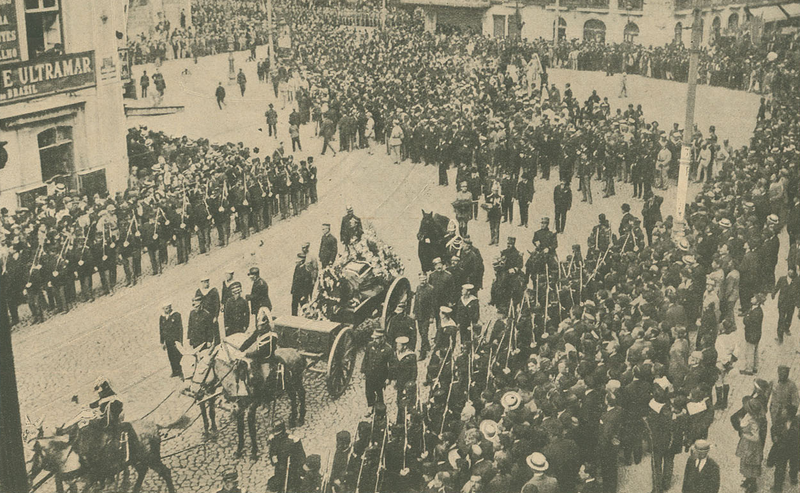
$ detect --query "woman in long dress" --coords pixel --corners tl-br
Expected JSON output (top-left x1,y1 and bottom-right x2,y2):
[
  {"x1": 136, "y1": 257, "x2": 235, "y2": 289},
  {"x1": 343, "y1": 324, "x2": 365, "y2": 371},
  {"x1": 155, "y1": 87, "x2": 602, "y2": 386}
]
[{"x1": 736, "y1": 398, "x2": 766, "y2": 493}]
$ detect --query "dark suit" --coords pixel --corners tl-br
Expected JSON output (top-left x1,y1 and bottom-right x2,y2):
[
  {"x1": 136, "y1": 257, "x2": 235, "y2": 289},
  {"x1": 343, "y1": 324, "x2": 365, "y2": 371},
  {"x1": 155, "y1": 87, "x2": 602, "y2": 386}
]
[
  {"x1": 600, "y1": 406, "x2": 624, "y2": 493},
  {"x1": 620, "y1": 379, "x2": 652, "y2": 465},
  {"x1": 681, "y1": 457, "x2": 720, "y2": 493},
  {"x1": 553, "y1": 183, "x2": 573, "y2": 233},
  {"x1": 224, "y1": 296, "x2": 250, "y2": 335},
  {"x1": 542, "y1": 436, "x2": 580, "y2": 492},
  {"x1": 160, "y1": 312, "x2": 183, "y2": 376},
  {"x1": 319, "y1": 232, "x2": 339, "y2": 267},
  {"x1": 646, "y1": 402, "x2": 674, "y2": 492},
  {"x1": 248, "y1": 277, "x2": 272, "y2": 315},
  {"x1": 578, "y1": 388, "x2": 605, "y2": 464},
  {"x1": 187, "y1": 308, "x2": 215, "y2": 348}
]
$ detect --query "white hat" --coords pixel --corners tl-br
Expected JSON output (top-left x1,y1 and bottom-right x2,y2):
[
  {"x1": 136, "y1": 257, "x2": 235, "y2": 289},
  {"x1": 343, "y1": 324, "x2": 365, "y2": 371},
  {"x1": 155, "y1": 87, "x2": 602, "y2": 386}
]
[{"x1": 526, "y1": 452, "x2": 549, "y2": 472}]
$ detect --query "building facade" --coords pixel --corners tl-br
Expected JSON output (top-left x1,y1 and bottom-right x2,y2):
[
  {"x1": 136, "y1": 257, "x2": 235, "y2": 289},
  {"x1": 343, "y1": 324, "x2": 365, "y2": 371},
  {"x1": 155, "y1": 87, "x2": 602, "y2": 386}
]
[
  {"x1": 407, "y1": 0, "x2": 800, "y2": 47},
  {"x1": 0, "y1": 0, "x2": 128, "y2": 211}
]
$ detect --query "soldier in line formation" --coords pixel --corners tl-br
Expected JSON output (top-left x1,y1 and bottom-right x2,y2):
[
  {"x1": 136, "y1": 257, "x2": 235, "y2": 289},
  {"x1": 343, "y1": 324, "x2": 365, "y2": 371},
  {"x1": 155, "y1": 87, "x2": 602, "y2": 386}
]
[
  {"x1": 314, "y1": 145, "x2": 797, "y2": 493},
  {"x1": 0, "y1": 128, "x2": 317, "y2": 327}
]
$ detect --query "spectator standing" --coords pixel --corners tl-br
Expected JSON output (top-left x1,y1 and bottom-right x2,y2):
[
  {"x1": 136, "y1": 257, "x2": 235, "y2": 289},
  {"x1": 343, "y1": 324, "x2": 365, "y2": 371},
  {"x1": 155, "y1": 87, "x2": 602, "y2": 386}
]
[
  {"x1": 215, "y1": 82, "x2": 226, "y2": 109},
  {"x1": 741, "y1": 294, "x2": 765, "y2": 375},
  {"x1": 682, "y1": 439, "x2": 720, "y2": 493}
]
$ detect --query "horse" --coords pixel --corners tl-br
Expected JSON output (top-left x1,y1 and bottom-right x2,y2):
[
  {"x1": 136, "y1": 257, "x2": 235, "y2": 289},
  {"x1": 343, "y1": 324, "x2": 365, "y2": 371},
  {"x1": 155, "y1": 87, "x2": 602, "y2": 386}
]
[
  {"x1": 418, "y1": 210, "x2": 452, "y2": 272},
  {"x1": 178, "y1": 342, "x2": 219, "y2": 437},
  {"x1": 181, "y1": 333, "x2": 307, "y2": 460},
  {"x1": 27, "y1": 418, "x2": 175, "y2": 493}
]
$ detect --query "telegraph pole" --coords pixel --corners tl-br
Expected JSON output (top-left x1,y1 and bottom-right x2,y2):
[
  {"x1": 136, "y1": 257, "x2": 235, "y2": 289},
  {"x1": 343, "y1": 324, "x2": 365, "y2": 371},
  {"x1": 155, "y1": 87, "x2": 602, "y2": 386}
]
[
  {"x1": 0, "y1": 277, "x2": 29, "y2": 493},
  {"x1": 266, "y1": 0, "x2": 276, "y2": 69},
  {"x1": 674, "y1": 0, "x2": 703, "y2": 238}
]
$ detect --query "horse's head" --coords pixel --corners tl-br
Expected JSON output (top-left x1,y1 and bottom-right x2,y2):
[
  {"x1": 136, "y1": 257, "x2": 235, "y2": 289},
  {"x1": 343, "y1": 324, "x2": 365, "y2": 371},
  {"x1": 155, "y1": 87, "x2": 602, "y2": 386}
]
[
  {"x1": 418, "y1": 209, "x2": 435, "y2": 241},
  {"x1": 178, "y1": 343, "x2": 218, "y2": 396},
  {"x1": 27, "y1": 435, "x2": 81, "y2": 480}
]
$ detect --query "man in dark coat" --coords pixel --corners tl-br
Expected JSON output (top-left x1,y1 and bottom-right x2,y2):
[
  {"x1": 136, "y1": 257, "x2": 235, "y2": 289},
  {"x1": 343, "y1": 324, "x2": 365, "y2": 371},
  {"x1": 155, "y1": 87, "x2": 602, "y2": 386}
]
[
  {"x1": 386, "y1": 303, "x2": 417, "y2": 352},
  {"x1": 160, "y1": 302, "x2": 183, "y2": 377},
  {"x1": 600, "y1": 391, "x2": 624, "y2": 493},
  {"x1": 533, "y1": 217, "x2": 558, "y2": 254},
  {"x1": 516, "y1": 174, "x2": 534, "y2": 227},
  {"x1": 188, "y1": 294, "x2": 215, "y2": 348},
  {"x1": 223, "y1": 282, "x2": 249, "y2": 336},
  {"x1": 414, "y1": 272, "x2": 436, "y2": 360},
  {"x1": 247, "y1": 266, "x2": 272, "y2": 315},
  {"x1": 773, "y1": 266, "x2": 800, "y2": 344},
  {"x1": 291, "y1": 252, "x2": 315, "y2": 316},
  {"x1": 319, "y1": 223, "x2": 338, "y2": 268},
  {"x1": 620, "y1": 364, "x2": 653, "y2": 465},
  {"x1": 393, "y1": 336, "x2": 417, "y2": 423},
  {"x1": 362, "y1": 330, "x2": 392, "y2": 412},
  {"x1": 553, "y1": 179, "x2": 573, "y2": 234},
  {"x1": 340, "y1": 206, "x2": 364, "y2": 246},
  {"x1": 642, "y1": 193, "x2": 664, "y2": 246},
  {"x1": 541, "y1": 428, "x2": 581, "y2": 492},
  {"x1": 196, "y1": 277, "x2": 221, "y2": 345},
  {"x1": 646, "y1": 387, "x2": 674, "y2": 493},
  {"x1": 681, "y1": 439, "x2": 720, "y2": 493},
  {"x1": 741, "y1": 294, "x2": 764, "y2": 375}
]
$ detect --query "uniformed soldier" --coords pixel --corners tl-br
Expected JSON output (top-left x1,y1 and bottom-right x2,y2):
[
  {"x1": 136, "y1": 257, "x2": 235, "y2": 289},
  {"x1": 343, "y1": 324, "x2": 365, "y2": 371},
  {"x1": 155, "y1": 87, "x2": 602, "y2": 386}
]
[
  {"x1": 394, "y1": 336, "x2": 418, "y2": 423},
  {"x1": 329, "y1": 430, "x2": 352, "y2": 493},
  {"x1": 362, "y1": 328, "x2": 393, "y2": 413},
  {"x1": 197, "y1": 277, "x2": 221, "y2": 345},
  {"x1": 387, "y1": 302, "x2": 416, "y2": 351},
  {"x1": 224, "y1": 282, "x2": 250, "y2": 336},
  {"x1": 414, "y1": 272, "x2": 435, "y2": 360},
  {"x1": 187, "y1": 293, "x2": 215, "y2": 348},
  {"x1": 159, "y1": 302, "x2": 183, "y2": 377}
]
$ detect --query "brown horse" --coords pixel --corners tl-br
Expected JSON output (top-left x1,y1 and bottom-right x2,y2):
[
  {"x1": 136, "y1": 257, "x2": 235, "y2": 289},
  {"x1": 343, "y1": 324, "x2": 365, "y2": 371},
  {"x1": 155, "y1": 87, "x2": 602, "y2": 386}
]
[{"x1": 27, "y1": 419, "x2": 175, "y2": 493}]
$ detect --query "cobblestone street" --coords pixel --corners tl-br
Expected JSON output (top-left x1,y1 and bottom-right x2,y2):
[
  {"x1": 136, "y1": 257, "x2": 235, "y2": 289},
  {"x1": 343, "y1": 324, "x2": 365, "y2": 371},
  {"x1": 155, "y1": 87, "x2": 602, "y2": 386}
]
[{"x1": 12, "y1": 50, "x2": 796, "y2": 493}]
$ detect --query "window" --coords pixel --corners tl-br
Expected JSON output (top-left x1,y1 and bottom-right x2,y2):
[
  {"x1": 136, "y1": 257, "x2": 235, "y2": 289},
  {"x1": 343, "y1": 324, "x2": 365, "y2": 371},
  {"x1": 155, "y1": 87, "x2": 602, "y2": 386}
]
[
  {"x1": 674, "y1": 22, "x2": 683, "y2": 44},
  {"x1": 24, "y1": 0, "x2": 63, "y2": 59},
  {"x1": 624, "y1": 22, "x2": 639, "y2": 42},
  {"x1": 728, "y1": 13, "x2": 739, "y2": 30},
  {"x1": 17, "y1": 186, "x2": 47, "y2": 211},
  {"x1": 38, "y1": 126, "x2": 74, "y2": 183},
  {"x1": 79, "y1": 169, "x2": 108, "y2": 198},
  {"x1": 583, "y1": 19, "x2": 606, "y2": 43},
  {"x1": 493, "y1": 15, "x2": 506, "y2": 38},
  {"x1": 712, "y1": 16, "x2": 721, "y2": 41},
  {"x1": 555, "y1": 17, "x2": 567, "y2": 42}
]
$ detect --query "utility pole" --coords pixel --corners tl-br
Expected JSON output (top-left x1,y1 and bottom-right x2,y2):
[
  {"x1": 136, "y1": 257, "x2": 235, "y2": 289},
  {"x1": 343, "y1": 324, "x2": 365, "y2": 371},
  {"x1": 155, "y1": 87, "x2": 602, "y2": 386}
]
[
  {"x1": 266, "y1": 0, "x2": 276, "y2": 69},
  {"x1": 0, "y1": 278, "x2": 29, "y2": 493},
  {"x1": 674, "y1": 0, "x2": 703, "y2": 238}
]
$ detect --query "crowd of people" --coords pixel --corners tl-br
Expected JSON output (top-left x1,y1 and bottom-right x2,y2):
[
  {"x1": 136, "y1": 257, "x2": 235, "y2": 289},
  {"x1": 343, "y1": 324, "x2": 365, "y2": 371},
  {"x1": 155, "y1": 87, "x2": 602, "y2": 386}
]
[
  {"x1": 5, "y1": 2, "x2": 800, "y2": 492},
  {"x1": 551, "y1": 33, "x2": 794, "y2": 93},
  {"x1": 0, "y1": 128, "x2": 319, "y2": 326}
]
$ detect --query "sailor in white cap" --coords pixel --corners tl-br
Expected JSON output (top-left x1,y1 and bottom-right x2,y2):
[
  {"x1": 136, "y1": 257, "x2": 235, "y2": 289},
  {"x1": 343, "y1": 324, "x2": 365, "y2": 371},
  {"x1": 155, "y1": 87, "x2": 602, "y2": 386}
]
[
  {"x1": 159, "y1": 301, "x2": 184, "y2": 377},
  {"x1": 457, "y1": 283, "x2": 479, "y2": 346}
]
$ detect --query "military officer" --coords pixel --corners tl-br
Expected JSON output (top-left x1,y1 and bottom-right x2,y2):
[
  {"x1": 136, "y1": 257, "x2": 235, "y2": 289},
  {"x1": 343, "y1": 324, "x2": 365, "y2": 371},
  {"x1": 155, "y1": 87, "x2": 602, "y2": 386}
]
[
  {"x1": 187, "y1": 293, "x2": 215, "y2": 348},
  {"x1": 223, "y1": 282, "x2": 250, "y2": 336},
  {"x1": 394, "y1": 336, "x2": 418, "y2": 423},
  {"x1": 362, "y1": 328, "x2": 393, "y2": 413}
]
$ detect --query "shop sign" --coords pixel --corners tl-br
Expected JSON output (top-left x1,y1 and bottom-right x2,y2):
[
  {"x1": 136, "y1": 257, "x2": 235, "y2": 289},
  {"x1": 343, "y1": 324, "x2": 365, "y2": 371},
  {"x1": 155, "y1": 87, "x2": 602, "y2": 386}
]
[
  {"x1": 0, "y1": 0, "x2": 20, "y2": 62},
  {"x1": 0, "y1": 51, "x2": 96, "y2": 104}
]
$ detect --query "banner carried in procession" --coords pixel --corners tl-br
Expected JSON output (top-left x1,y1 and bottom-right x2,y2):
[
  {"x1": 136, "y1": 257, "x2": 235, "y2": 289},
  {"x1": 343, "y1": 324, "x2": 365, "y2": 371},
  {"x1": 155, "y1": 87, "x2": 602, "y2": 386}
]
[
  {"x1": 0, "y1": 0, "x2": 20, "y2": 62},
  {"x1": 0, "y1": 51, "x2": 96, "y2": 104}
]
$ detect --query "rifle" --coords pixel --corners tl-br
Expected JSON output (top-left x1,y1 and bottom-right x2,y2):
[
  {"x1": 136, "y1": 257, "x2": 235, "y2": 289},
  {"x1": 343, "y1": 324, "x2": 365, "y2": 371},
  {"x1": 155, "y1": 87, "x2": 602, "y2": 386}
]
[
  {"x1": 431, "y1": 341, "x2": 453, "y2": 391},
  {"x1": 439, "y1": 349, "x2": 456, "y2": 435},
  {"x1": 374, "y1": 423, "x2": 388, "y2": 493}
]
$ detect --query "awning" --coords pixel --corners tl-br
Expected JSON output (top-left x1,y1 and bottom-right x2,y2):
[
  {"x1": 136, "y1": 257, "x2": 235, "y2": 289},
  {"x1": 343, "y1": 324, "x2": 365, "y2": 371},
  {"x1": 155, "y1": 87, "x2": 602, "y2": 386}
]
[
  {"x1": 780, "y1": 2, "x2": 800, "y2": 17},
  {"x1": 748, "y1": 5, "x2": 789, "y2": 22}
]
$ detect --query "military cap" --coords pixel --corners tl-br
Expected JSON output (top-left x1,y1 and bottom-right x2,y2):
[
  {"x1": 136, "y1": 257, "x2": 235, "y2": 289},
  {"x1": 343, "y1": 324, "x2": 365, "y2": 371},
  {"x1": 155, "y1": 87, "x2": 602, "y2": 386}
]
[
  {"x1": 248, "y1": 267, "x2": 260, "y2": 276},
  {"x1": 230, "y1": 281, "x2": 242, "y2": 290},
  {"x1": 222, "y1": 471, "x2": 238, "y2": 482}
]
